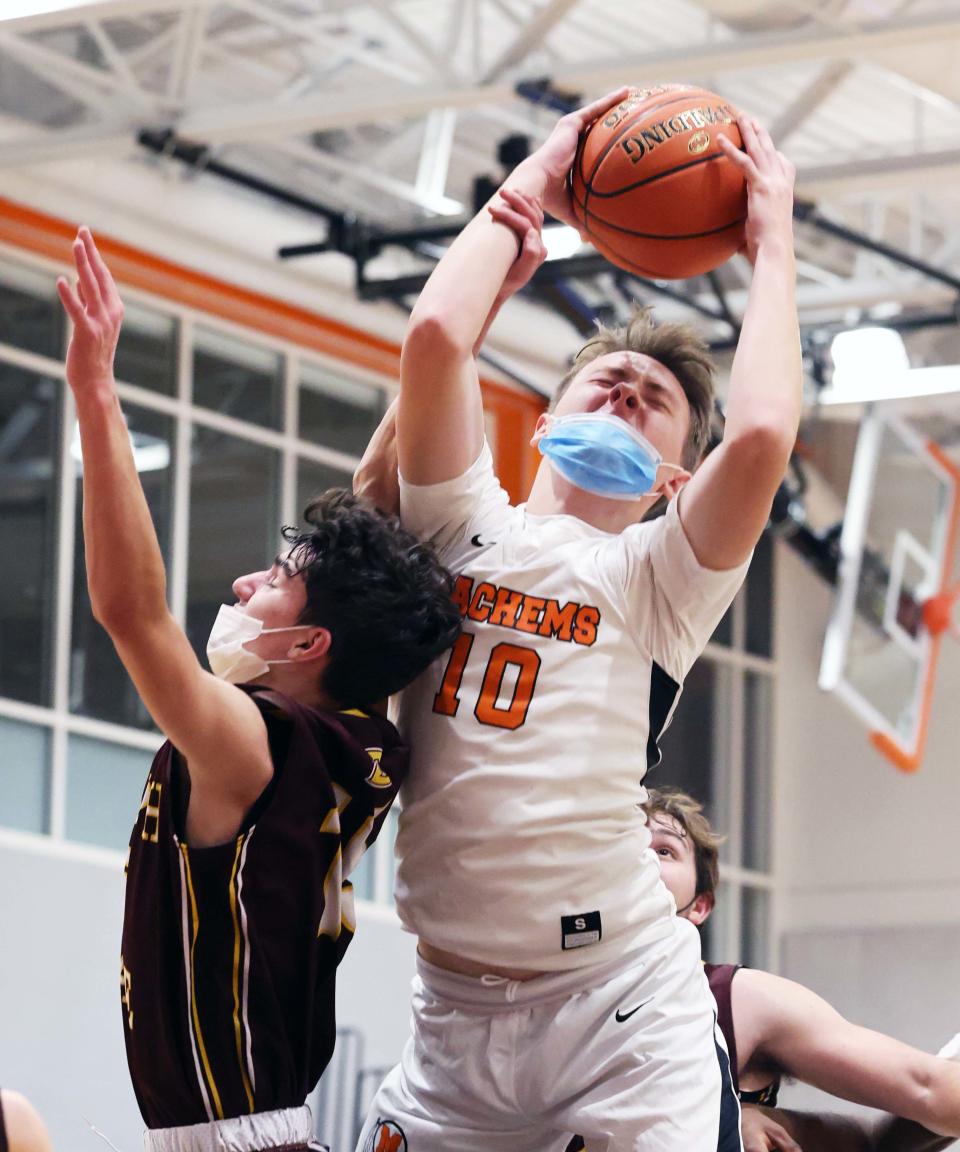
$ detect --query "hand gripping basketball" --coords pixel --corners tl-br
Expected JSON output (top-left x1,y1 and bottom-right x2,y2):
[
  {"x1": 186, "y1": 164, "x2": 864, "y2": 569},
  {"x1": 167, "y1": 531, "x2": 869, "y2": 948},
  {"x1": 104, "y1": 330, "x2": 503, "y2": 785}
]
[
  {"x1": 569, "y1": 85, "x2": 755, "y2": 278},
  {"x1": 513, "y1": 88, "x2": 631, "y2": 229},
  {"x1": 717, "y1": 115, "x2": 796, "y2": 266}
]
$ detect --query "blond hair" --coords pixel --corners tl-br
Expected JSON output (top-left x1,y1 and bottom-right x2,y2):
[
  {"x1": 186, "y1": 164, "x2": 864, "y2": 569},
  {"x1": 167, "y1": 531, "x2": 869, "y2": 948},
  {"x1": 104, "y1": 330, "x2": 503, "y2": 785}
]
[
  {"x1": 552, "y1": 307, "x2": 715, "y2": 470},
  {"x1": 644, "y1": 786, "x2": 725, "y2": 901}
]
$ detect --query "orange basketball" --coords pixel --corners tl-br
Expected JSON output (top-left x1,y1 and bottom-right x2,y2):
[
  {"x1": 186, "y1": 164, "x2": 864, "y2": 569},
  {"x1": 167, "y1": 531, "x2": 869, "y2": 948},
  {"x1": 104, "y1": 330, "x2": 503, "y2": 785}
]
[{"x1": 571, "y1": 84, "x2": 747, "y2": 280}]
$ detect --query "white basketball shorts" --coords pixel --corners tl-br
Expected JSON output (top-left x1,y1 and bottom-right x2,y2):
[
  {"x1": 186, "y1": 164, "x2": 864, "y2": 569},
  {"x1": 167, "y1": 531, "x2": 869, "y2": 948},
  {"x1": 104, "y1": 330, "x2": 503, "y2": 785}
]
[{"x1": 356, "y1": 917, "x2": 742, "y2": 1152}]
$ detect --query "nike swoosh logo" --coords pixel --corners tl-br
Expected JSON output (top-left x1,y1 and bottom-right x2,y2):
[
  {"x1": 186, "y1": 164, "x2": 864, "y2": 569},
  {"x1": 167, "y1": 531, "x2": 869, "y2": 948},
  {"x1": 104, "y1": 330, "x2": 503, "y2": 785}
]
[
  {"x1": 470, "y1": 533, "x2": 494, "y2": 547},
  {"x1": 615, "y1": 997, "x2": 653, "y2": 1023}
]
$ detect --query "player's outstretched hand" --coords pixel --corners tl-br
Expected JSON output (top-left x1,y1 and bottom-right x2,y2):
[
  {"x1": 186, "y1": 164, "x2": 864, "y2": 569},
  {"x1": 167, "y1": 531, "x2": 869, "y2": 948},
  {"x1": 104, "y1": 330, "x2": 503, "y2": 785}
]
[
  {"x1": 488, "y1": 186, "x2": 548, "y2": 298},
  {"x1": 740, "y1": 1105, "x2": 804, "y2": 1152},
  {"x1": 56, "y1": 226, "x2": 124, "y2": 396},
  {"x1": 718, "y1": 114, "x2": 795, "y2": 266},
  {"x1": 516, "y1": 88, "x2": 631, "y2": 229}
]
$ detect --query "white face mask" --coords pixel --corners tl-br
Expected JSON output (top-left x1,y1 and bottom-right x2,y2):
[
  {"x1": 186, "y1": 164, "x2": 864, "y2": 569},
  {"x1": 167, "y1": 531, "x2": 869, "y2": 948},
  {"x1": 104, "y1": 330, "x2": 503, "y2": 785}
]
[{"x1": 206, "y1": 603, "x2": 312, "y2": 685}]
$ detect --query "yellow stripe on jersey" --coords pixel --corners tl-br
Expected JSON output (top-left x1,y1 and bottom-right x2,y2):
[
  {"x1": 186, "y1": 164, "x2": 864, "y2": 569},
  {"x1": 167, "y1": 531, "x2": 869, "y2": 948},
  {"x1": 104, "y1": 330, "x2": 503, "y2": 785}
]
[
  {"x1": 180, "y1": 844, "x2": 225, "y2": 1120},
  {"x1": 339, "y1": 708, "x2": 370, "y2": 718},
  {"x1": 229, "y1": 835, "x2": 255, "y2": 1113},
  {"x1": 317, "y1": 846, "x2": 343, "y2": 940},
  {"x1": 318, "y1": 804, "x2": 340, "y2": 835}
]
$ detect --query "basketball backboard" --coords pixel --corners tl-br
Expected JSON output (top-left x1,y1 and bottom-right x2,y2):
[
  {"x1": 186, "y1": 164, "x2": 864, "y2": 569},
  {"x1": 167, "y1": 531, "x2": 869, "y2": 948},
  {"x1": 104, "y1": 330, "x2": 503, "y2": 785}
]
[{"x1": 819, "y1": 405, "x2": 960, "y2": 772}]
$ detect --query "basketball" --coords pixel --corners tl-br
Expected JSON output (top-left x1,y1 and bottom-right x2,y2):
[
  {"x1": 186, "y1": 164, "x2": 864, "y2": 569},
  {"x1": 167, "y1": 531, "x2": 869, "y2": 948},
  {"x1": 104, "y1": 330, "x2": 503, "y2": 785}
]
[{"x1": 571, "y1": 84, "x2": 747, "y2": 280}]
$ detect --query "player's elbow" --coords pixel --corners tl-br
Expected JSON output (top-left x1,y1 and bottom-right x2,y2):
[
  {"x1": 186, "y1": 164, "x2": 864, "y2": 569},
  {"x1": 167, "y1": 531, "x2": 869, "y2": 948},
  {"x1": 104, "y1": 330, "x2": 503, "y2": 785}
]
[
  {"x1": 724, "y1": 420, "x2": 795, "y2": 481},
  {"x1": 90, "y1": 595, "x2": 141, "y2": 639},
  {"x1": 404, "y1": 307, "x2": 470, "y2": 366},
  {"x1": 911, "y1": 1062, "x2": 960, "y2": 1137},
  {"x1": 90, "y1": 579, "x2": 166, "y2": 639}
]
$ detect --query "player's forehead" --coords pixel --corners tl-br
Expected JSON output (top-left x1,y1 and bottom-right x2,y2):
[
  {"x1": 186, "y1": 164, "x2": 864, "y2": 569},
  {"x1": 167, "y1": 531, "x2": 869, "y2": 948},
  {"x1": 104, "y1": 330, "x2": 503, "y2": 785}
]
[
  {"x1": 273, "y1": 544, "x2": 309, "y2": 579},
  {"x1": 649, "y1": 812, "x2": 692, "y2": 852},
  {"x1": 581, "y1": 350, "x2": 682, "y2": 389}
]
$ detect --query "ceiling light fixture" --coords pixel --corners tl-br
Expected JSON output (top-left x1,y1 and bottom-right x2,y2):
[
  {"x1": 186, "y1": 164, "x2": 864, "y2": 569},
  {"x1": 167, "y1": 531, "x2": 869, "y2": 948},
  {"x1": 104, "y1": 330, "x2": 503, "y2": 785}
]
[
  {"x1": 818, "y1": 326, "x2": 909, "y2": 405},
  {"x1": 818, "y1": 326, "x2": 960, "y2": 406}
]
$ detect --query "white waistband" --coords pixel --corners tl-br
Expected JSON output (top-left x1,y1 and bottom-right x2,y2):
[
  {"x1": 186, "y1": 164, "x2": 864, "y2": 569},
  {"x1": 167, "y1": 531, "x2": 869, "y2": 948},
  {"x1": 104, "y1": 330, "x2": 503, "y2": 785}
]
[
  {"x1": 416, "y1": 917, "x2": 679, "y2": 1012},
  {"x1": 143, "y1": 1106, "x2": 321, "y2": 1152}
]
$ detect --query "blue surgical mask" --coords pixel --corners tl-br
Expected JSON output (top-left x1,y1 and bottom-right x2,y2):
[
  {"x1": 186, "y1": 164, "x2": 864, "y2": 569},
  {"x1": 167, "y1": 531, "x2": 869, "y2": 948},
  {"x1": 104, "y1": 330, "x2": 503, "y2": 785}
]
[{"x1": 537, "y1": 412, "x2": 683, "y2": 500}]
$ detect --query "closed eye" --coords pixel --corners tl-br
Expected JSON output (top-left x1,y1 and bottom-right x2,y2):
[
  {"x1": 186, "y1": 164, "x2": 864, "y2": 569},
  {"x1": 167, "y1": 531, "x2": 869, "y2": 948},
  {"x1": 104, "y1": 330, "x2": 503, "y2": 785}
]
[{"x1": 643, "y1": 386, "x2": 674, "y2": 412}]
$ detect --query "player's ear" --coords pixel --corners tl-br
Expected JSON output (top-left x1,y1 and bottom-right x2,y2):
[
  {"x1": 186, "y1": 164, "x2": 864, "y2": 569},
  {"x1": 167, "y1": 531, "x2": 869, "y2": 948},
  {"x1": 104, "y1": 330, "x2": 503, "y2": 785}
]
[
  {"x1": 657, "y1": 466, "x2": 692, "y2": 501},
  {"x1": 686, "y1": 891, "x2": 714, "y2": 926},
  {"x1": 287, "y1": 628, "x2": 331, "y2": 663},
  {"x1": 530, "y1": 412, "x2": 550, "y2": 447}
]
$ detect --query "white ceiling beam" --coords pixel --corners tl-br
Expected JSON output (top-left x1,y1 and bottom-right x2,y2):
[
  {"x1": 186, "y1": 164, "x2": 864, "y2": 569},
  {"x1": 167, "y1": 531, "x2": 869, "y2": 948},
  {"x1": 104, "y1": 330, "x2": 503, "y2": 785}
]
[
  {"x1": 274, "y1": 139, "x2": 464, "y2": 216},
  {"x1": 441, "y1": 0, "x2": 470, "y2": 60},
  {"x1": 0, "y1": 0, "x2": 202, "y2": 34},
  {"x1": 173, "y1": 11, "x2": 960, "y2": 142},
  {"x1": 797, "y1": 148, "x2": 960, "y2": 199},
  {"x1": 165, "y1": 1, "x2": 208, "y2": 104},
  {"x1": 769, "y1": 58, "x2": 852, "y2": 144},
  {"x1": 0, "y1": 118, "x2": 134, "y2": 166},
  {"x1": 84, "y1": 17, "x2": 149, "y2": 99},
  {"x1": 178, "y1": 79, "x2": 513, "y2": 141},
  {"x1": 0, "y1": 28, "x2": 147, "y2": 115},
  {"x1": 222, "y1": 0, "x2": 427, "y2": 85},
  {"x1": 126, "y1": 20, "x2": 182, "y2": 72},
  {"x1": 480, "y1": 0, "x2": 583, "y2": 83},
  {"x1": 562, "y1": 12, "x2": 960, "y2": 90},
  {"x1": 368, "y1": 0, "x2": 459, "y2": 84},
  {"x1": 721, "y1": 277, "x2": 953, "y2": 320}
]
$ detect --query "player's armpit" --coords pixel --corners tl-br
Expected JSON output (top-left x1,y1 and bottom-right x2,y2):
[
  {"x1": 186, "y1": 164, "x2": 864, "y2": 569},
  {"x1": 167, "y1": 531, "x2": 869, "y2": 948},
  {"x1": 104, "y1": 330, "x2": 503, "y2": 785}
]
[
  {"x1": 109, "y1": 613, "x2": 273, "y2": 846},
  {"x1": 354, "y1": 396, "x2": 400, "y2": 516}
]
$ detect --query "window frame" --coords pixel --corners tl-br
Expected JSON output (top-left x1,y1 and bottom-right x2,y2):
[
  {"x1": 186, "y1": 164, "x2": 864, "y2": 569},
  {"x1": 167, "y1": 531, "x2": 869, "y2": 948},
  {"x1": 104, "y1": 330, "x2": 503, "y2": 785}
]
[{"x1": 0, "y1": 242, "x2": 398, "y2": 891}]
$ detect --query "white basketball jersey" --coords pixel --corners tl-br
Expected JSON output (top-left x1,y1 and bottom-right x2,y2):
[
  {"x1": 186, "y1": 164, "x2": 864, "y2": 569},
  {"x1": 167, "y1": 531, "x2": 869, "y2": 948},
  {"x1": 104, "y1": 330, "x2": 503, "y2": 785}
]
[{"x1": 395, "y1": 444, "x2": 747, "y2": 971}]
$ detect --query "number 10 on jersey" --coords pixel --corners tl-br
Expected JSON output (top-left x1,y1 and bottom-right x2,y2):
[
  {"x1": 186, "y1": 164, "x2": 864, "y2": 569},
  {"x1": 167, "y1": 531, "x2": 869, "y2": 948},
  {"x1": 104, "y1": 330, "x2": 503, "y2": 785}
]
[{"x1": 433, "y1": 631, "x2": 541, "y2": 730}]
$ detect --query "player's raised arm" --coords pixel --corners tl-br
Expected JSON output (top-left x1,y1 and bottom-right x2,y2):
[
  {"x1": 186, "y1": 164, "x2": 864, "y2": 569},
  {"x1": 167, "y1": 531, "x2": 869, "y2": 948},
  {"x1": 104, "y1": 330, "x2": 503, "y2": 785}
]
[
  {"x1": 397, "y1": 88, "x2": 628, "y2": 486},
  {"x1": 358, "y1": 192, "x2": 548, "y2": 516},
  {"x1": 739, "y1": 968, "x2": 960, "y2": 1139},
  {"x1": 58, "y1": 229, "x2": 282, "y2": 843},
  {"x1": 676, "y1": 114, "x2": 801, "y2": 571}
]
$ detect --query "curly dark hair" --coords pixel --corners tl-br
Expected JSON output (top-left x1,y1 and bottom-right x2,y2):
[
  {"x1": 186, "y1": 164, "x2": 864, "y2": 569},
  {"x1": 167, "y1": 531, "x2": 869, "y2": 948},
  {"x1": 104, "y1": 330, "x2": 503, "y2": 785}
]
[{"x1": 281, "y1": 489, "x2": 461, "y2": 708}]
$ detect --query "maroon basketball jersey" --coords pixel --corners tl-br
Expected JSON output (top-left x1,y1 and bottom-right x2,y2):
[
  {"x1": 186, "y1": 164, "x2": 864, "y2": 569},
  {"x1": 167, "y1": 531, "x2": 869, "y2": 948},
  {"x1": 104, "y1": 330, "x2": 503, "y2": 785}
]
[
  {"x1": 705, "y1": 961, "x2": 780, "y2": 1106},
  {"x1": 120, "y1": 686, "x2": 407, "y2": 1128}
]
